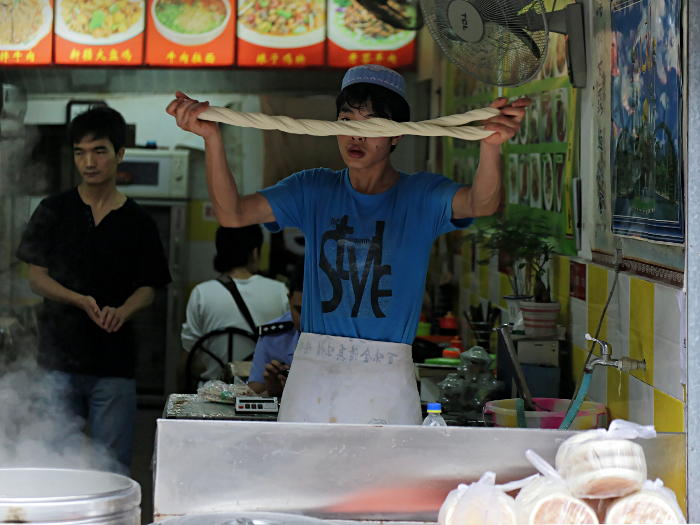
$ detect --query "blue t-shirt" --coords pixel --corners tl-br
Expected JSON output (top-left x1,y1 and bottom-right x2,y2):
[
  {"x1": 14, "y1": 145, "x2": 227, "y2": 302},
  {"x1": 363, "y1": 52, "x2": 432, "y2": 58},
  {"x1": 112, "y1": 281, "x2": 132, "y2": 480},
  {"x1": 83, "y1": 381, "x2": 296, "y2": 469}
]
[
  {"x1": 259, "y1": 168, "x2": 473, "y2": 344},
  {"x1": 248, "y1": 311, "x2": 299, "y2": 384}
]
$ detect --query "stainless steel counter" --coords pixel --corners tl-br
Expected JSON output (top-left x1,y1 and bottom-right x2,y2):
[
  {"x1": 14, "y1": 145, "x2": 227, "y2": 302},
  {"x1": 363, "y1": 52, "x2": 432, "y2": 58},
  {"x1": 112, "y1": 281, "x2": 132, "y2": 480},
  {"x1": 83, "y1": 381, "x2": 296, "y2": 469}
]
[
  {"x1": 163, "y1": 394, "x2": 277, "y2": 421},
  {"x1": 153, "y1": 419, "x2": 685, "y2": 522}
]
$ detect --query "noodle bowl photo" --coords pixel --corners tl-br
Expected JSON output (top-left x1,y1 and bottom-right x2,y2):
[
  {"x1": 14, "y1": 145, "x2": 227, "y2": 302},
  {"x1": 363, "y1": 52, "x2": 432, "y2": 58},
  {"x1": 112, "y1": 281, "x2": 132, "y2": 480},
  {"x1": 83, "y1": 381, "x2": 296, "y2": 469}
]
[
  {"x1": 55, "y1": 0, "x2": 145, "y2": 45},
  {"x1": 153, "y1": 0, "x2": 230, "y2": 45}
]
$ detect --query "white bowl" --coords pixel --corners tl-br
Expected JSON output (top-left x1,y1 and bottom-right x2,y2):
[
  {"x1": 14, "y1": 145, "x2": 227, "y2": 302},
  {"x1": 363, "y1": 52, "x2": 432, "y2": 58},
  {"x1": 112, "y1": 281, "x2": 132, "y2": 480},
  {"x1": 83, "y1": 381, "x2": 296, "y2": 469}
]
[
  {"x1": 54, "y1": 0, "x2": 145, "y2": 45},
  {"x1": 2, "y1": 0, "x2": 53, "y2": 50},
  {"x1": 152, "y1": 0, "x2": 231, "y2": 46},
  {"x1": 236, "y1": 22, "x2": 325, "y2": 49}
]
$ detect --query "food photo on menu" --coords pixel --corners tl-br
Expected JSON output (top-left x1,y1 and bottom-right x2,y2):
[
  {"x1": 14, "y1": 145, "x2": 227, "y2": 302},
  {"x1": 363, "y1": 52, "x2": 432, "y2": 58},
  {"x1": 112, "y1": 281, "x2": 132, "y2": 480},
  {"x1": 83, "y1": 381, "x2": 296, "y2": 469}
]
[
  {"x1": 0, "y1": 0, "x2": 53, "y2": 48},
  {"x1": 56, "y1": 0, "x2": 144, "y2": 43},
  {"x1": 155, "y1": 0, "x2": 228, "y2": 38}
]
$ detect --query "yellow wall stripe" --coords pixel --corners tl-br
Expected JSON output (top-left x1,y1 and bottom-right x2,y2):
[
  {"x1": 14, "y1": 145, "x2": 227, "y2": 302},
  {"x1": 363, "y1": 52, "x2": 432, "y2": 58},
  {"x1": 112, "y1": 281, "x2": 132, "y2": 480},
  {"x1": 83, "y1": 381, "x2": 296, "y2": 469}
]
[
  {"x1": 188, "y1": 200, "x2": 220, "y2": 242},
  {"x1": 587, "y1": 265, "x2": 608, "y2": 357},
  {"x1": 607, "y1": 366, "x2": 630, "y2": 422},
  {"x1": 629, "y1": 277, "x2": 655, "y2": 385}
]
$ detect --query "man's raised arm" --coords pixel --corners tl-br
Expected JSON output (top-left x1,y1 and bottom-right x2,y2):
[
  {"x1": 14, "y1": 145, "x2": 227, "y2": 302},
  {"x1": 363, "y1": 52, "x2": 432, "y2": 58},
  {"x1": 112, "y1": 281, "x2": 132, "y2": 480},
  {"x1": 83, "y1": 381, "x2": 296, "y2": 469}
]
[{"x1": 167, "y1": 92, "x2": 275, "y2": 227}]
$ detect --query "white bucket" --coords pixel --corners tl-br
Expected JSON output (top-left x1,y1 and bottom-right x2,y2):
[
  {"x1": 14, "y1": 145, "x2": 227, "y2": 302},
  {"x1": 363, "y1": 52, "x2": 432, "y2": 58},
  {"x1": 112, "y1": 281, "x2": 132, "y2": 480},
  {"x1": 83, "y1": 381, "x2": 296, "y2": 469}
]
[{"x1": 519, "y1": 301, "x2": 561, "y2": 337}]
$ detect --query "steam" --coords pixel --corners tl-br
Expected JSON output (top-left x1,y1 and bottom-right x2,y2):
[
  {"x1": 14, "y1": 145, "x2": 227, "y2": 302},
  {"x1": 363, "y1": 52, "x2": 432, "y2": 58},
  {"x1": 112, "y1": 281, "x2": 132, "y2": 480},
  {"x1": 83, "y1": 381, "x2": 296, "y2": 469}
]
[{"x1": 0, "y1": 345, "x2": 126, "y2": 475}]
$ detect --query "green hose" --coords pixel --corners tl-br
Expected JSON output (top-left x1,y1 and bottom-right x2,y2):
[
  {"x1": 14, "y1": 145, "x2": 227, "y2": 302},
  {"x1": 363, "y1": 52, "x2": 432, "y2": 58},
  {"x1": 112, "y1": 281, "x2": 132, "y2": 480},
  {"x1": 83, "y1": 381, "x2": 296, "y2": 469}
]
[{"x1": 559, "y1": 372, "x2": 592, "y2": 430}]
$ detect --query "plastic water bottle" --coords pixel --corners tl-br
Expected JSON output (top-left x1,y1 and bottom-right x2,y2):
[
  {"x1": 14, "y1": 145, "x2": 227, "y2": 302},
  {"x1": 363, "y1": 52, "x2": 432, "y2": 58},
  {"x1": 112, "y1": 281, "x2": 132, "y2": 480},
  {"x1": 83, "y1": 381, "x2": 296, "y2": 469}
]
[{"x1": 422, "y1": 402, "x2": 448, "y2": 426}]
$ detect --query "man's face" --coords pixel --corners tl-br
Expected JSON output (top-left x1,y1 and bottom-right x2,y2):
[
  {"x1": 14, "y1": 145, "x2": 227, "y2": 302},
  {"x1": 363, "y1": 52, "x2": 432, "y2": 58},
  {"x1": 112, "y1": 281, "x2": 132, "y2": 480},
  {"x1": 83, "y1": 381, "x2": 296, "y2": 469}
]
[
  {"x1": 73, "y1": 135, "x2": 124, "y2": 186},
  {"x1": 288, "y1": 291, "x2": 302, "y2": 332},
  {"x1": 337, "y1": 99, "x2": 400, "y2": 170}
]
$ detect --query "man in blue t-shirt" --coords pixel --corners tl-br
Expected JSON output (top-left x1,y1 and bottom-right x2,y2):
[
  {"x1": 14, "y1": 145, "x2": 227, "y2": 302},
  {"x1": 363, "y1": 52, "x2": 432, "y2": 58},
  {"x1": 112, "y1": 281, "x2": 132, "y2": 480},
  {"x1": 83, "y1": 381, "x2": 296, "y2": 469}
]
[
  {"x1": 248, "y1": 260, "x2": 304, "y2": 396},
  {"x1": 167, "y1": 65, "x2": 528, "y2": 424}
]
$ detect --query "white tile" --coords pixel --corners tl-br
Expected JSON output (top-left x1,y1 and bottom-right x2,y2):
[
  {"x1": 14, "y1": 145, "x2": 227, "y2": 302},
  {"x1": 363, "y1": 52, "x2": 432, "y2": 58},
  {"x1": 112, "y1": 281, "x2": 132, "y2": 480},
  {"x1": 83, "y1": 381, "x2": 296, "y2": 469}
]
[
  {"x1": 570, "y1": 298, "x2": 588, "y2": 350},
  {"x1": 615, "y1": 273, "x2": 631, "y2": 358},
  {"x1": 653, "y1": 334, "x2": 684, "y2": 401},
  {"x1": 628, "y1": 376, "x2": 655, "y2": 426},
  {"x1": 654, "y1": 284, "x2": 681, "y2": 344},
  {"x1": 586, "y1": 366, "x2": 608, "y2": 405},
  {"x1": 606, "y1": 271, "x2": 622, "y2": 360},
  {"x1": 653, "y1": 283, "x2": 684, "y2": 400}
]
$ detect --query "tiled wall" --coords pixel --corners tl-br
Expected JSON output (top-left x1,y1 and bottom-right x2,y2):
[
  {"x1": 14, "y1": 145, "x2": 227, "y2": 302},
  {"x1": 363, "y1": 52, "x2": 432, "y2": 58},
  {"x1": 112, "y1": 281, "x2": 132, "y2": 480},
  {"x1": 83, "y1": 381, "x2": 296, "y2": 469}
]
[{"x1": 461, "y1": 240, "x2": 687, "y2": 512}]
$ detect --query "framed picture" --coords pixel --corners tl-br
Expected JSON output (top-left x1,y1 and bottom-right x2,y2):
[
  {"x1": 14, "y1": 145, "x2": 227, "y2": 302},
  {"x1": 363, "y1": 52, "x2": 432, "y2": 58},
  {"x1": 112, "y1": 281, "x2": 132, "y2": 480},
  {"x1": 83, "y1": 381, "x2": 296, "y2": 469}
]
[{"x1": 66, "y1": 100, "x2": 107, "y2": 124}]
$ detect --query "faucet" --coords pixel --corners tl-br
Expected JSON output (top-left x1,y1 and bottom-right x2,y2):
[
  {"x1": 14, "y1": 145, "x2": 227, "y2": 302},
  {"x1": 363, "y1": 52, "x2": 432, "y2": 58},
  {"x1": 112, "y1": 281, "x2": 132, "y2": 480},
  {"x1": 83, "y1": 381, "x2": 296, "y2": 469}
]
[{"x1": 584, "y1": 334, "x2": 646, "y2": 373}]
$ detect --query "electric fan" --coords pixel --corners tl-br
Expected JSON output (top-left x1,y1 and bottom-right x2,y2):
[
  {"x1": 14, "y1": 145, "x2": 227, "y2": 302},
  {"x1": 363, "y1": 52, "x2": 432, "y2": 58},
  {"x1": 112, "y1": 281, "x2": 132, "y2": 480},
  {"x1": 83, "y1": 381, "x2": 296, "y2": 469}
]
[{"x1": 420, "y1": 0, "x2": 587, "y2": 87}]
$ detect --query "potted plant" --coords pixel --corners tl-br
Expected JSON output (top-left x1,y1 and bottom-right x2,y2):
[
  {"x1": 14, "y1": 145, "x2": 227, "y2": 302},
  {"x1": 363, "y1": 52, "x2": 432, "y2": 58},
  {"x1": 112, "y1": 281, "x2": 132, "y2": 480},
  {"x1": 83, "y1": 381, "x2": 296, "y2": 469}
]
[{"x1": 464, "y1": 214, "x2": 560, "y2": 336}]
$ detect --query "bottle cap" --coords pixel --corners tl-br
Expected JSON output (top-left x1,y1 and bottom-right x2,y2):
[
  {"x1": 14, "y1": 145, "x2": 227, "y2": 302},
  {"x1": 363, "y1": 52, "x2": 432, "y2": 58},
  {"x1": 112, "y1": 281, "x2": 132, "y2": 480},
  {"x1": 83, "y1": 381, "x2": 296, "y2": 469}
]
[{"x1": 427, "y1": 402, "x2": 442, "y2": 413}]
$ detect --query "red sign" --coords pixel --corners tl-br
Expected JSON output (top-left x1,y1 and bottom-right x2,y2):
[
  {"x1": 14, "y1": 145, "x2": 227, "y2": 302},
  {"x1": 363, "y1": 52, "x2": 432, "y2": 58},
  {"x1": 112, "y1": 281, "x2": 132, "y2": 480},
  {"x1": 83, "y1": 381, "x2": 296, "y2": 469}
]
[
  {"x1": 326, "y1": 0, "x2": 414, "y2": 68},
  {"x1": 145, "y1": 0, "x2": 235, "y2": 66},
  {"x1": 54, "y1": 0, "x2": 145, "y2": 65},
  {"x1": 236, "y1": 0, "x2": 325, "y2": 67},
  {"x1": 0, "y1": 0, "x2": 54, "y2": 65},
  {"x1": 570, "y1": 260, "x2": 587, "y2": 301}
]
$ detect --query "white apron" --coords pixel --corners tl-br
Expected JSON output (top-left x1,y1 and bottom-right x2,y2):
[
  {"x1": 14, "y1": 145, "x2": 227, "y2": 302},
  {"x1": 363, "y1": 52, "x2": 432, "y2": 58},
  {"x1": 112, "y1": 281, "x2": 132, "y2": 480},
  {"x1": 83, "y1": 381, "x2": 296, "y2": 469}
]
[{"x1": 278, "y1": 333, "x2": 422, "y2": 425}]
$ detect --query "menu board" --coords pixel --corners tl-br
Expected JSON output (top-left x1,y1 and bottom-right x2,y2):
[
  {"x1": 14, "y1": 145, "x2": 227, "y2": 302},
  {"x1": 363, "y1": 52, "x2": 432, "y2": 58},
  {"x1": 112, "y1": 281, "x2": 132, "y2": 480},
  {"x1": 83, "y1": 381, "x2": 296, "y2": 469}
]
[
  {"x1": 54, "y1": 0, "x2": 145, "y2": 64},
  {"x1": 443, "y1": 29, "x2": 578, "y2": 256},
  {"x1": 146, "y1": 0, "x2": 235, "y2": 66},
  {"x1": 237, "y1": 0, "x2": 325, "y2": 67},
  {"x1": 326, "y1": 0, "x2": 414, "y2": 68},
  {"x1": 0, "y1": 0, "x2": 54, "y2": 65},
  {"x1": 502, "y1": 31, "x2": 577, "y2": 255}
]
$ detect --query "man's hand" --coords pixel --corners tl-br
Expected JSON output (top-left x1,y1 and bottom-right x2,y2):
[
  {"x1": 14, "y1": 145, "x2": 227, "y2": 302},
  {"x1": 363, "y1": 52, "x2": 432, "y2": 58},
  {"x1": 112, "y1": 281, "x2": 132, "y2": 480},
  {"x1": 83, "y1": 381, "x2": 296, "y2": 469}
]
[
  {"x1": 166, "y1": 92, "x2": 219, "y2": 140},
  {"x1": 81, "y1": 295, "x2": 103, "y2": 327},
  {"x1": 99, "y1": 306, "x2": 125, "y2": 333},
  {"x1": 481, "y1": 97, "x2": 531, "y2": 147},
  {"x1": 262, "y1": 360, "x2": 290, "y2": 398}
]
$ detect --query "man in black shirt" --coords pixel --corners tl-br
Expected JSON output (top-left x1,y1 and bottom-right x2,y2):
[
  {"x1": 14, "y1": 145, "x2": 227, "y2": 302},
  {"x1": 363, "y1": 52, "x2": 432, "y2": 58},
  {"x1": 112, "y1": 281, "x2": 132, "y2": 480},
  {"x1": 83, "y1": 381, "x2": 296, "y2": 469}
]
[{"x1": 16, "y1": 106, "x2": 171, "y2": 472}]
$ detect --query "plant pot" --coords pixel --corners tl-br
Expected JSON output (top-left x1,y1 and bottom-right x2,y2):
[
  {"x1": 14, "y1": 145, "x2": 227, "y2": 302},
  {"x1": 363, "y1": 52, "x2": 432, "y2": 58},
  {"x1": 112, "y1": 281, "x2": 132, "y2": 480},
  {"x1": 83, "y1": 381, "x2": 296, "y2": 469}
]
[
  {"x1": 503, "y1": 295, "x2": 534, "y2": 324},
  {"x1": 519, "y1": 300, "x2": 561, "y2": 338}
]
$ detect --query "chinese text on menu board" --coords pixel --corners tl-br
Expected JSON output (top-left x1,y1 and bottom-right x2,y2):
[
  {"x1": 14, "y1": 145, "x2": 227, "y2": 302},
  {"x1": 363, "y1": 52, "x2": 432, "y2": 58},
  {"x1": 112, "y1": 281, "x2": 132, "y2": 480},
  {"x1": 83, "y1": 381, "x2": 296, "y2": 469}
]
[
  {"x1": 65, "y1": 48, "x2": 135, "y2": 63},
  {"x1": 0, "y1": 50, "x2": 38, "y2": 64}
]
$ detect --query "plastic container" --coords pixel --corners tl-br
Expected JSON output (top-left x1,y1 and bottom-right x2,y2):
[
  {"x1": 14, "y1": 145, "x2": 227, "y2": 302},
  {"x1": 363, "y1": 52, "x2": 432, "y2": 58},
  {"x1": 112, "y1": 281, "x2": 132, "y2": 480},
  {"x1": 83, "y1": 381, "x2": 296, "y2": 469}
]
[
  {"x1": 424, "y1": 357, "x2": 461, "y2": 366},
  {"x1": 422, "y1": 403, "x2": 448, "y2": 426},
  {"x1": 442, "y1": 348, "x2": 460, "y2": 359},
  {"x1": 416, "y1": 322, "x2": 432, "y2": 336},
  {"x1": 483, "y1": 398, "x2": 607, "y2": 430},
  {"x1": 449, "y1": 337, "x2": 464, "y2": 352},
  {"x1": 438, "y1": 312, "x2": 458, "y2": 335}
]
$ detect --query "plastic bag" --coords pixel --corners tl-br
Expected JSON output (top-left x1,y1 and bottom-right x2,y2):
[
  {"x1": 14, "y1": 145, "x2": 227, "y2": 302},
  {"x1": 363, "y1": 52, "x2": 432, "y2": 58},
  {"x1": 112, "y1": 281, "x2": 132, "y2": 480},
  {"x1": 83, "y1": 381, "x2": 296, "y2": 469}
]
[
  {"x1": 439, "y1": 471, "x2": 535, "y2": 525},
  {"x1": 603, "y1": 479, "x2": 686, "y2": 524},
  {"x1": 555, "y1": 420, "x2": 656, "y2": 499},
  {"x1": 197, "y1": 378, "x2": 256, "y2": 403},
  {"x1": 516, "y1": 450, "x2": 599, "y2": 524}
]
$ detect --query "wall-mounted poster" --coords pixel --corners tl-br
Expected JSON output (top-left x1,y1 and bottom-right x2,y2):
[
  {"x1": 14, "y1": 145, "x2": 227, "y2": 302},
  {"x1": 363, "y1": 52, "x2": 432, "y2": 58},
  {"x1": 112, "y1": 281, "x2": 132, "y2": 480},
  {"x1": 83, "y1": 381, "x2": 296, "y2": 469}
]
[
  {"x1": 237, "y1": 0, "x2": 325, "y2": 67},
  {"x1": 326, "y1": 0, "x2": 414, "y2": 68},
  {"x1": 610, "y1": 0, "x2": 682, "y2": 243},
  {"x1": 0, "y1": 0, "x2": 53, "y2": 65},
  {"x1": 146, "y1": 0, "x2": 235, "y2": 66},
  {"x1": 55, "y1": 0, "x2": 144, "y2": 64}
]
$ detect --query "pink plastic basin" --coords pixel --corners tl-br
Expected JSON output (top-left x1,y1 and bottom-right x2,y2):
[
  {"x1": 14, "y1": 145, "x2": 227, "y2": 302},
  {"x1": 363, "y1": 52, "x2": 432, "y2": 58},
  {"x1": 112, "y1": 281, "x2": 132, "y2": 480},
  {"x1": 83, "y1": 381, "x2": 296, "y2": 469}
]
[{"x1": 483, "y1": 398, "x2": 608, "y2": 430}]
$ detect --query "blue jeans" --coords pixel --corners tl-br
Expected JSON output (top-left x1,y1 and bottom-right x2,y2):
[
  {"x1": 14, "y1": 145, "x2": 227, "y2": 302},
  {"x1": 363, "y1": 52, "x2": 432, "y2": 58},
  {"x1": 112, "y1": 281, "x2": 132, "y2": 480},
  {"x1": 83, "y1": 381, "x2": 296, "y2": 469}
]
[{"x1": 52, "y1": 372, "x2": 137, "y2": 472}]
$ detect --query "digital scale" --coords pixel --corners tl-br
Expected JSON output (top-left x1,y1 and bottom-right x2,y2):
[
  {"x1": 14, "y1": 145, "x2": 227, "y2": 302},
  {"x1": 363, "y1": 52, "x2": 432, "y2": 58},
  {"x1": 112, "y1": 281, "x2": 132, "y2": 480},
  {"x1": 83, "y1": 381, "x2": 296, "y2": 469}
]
[{"x1": 235, "y1": 397, "x2": 279, "y2": 413}]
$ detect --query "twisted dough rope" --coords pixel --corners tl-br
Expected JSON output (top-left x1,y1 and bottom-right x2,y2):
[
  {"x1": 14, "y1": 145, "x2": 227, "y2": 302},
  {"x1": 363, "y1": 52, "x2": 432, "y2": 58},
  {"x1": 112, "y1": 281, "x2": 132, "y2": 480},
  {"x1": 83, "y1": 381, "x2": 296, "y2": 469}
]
[{"x1": 198, "y1": 106, "x2": 500, "y2": 140}]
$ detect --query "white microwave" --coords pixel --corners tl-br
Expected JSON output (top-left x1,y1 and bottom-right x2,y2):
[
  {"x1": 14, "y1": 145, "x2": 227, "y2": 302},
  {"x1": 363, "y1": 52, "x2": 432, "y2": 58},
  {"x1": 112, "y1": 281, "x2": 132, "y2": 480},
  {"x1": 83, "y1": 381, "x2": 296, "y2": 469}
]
[{"x1": 116, "y1": 148, "x2": 190, "y2": 199}]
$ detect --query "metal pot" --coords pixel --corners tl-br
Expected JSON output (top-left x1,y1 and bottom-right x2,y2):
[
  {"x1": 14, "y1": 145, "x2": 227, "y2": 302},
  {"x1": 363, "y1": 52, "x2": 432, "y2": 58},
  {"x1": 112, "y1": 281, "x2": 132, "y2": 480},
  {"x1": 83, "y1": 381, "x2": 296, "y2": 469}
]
[
  {"x1": 157, "y1": 513, "x2": 327, "y2": 525},
  {"x1": 0, "y1": 468, "x2": 140, "y2": 525}
]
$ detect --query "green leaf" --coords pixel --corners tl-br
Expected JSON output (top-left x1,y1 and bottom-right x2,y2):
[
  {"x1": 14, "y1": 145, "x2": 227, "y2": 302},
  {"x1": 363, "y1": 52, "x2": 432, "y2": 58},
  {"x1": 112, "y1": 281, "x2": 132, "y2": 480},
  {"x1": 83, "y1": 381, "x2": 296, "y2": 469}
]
[{"x1": 89, "y1": 9, "x2": 106, "y2": 31}]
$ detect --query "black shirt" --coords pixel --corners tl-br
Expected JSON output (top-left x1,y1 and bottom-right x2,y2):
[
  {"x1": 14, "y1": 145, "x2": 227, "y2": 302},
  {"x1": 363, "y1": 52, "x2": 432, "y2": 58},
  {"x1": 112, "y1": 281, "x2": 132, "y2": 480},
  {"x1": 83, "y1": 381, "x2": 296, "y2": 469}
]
[{"x1": 16, "y1": 188, "x2": 172, "y2": 378}]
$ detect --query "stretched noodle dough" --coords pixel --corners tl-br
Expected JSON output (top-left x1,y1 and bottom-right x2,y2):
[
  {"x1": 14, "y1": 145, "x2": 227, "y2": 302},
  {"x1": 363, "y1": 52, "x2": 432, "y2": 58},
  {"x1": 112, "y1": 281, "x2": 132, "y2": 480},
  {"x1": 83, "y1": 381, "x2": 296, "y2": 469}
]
[{"x1": 198, "y1": 105, "x2": 500, "y2": 141}]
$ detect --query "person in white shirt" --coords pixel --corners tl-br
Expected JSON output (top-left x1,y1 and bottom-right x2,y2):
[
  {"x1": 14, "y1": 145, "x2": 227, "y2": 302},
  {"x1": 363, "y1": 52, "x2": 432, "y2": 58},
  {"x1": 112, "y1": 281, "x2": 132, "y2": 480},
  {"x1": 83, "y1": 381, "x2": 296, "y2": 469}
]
[{"x1": 178, "y1": 225, "x2": 289, "y2": 391}]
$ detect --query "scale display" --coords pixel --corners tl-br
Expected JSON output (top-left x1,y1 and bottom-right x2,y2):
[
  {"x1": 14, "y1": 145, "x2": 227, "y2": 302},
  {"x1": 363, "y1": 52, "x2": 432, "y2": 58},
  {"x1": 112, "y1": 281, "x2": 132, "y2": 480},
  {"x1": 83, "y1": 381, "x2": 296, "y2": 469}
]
[{"x1": 235, "y1": 397, "x2": 279, "y2": 413}]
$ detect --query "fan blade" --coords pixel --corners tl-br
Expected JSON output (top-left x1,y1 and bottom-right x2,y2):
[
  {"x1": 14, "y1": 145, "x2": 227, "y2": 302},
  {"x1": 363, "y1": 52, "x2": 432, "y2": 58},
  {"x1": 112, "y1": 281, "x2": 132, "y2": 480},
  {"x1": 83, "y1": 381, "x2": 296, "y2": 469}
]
[
  {"x1": 510, "y1": 26, "x2": 541, "y2": 60},
  {"x1": 355, "y1": 0, "x2": 424, "y2": 30}
]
